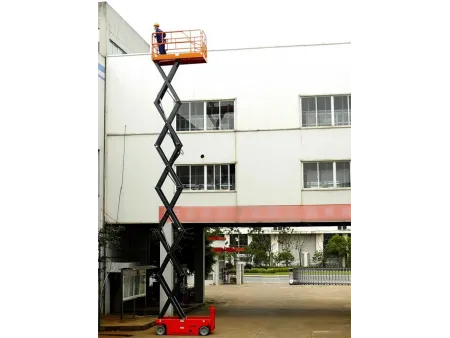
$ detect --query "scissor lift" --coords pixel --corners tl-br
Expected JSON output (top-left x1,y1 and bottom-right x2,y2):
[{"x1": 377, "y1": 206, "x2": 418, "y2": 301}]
[{"x1": 151, "y1": 29, "x2": 215, "y2": 336}]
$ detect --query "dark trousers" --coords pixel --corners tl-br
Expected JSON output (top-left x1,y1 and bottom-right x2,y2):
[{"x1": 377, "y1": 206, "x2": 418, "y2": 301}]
[{"x1": 158, "y1": 44, "x2": 166, "y2": 54}]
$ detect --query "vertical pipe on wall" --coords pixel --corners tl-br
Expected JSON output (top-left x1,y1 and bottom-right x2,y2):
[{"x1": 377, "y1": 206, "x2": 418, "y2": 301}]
[
  {"x1": 103, "y1": 242, "x2": 107, "y2": 315},
  {"x1": 120, "y1": 269, "x2": 124, "y2": 322},
  {"x1": 95, "y1": 147, "x2": 101, "y2": 333},
  {"x1": 95, "y1": 232, "x2": 101, "y2": 334},
  {"x1": 101, "y1": 56, "x2": 108, "y2": 315},
  {"x1": 95, "y1": 0, "x2": 101, "y2": 335}
]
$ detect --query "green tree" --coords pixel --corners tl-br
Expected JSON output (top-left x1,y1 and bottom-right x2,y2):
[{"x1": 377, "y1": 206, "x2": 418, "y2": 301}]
[
  {"x1": 325, "y1": 234, "x2": 349, "y2": 266},
  {"x1": 253, "y1": 249, "x2": 269, "y2": 266},
  {"x1": 325, "y1": 234, "x2": 348, "y2": 256},
  {"x1": 346, "y1": 237, "x2": 351, "y2": 268},
  {"x1": 291, "y1": 235, "x2": 305, "y2": 266},
  {"x1": 248, "y1": 234, "x2": 271, "y2": 252},
  {"x1": 277, "y1": 227, "x2": 294, "y2": 249},
  {"x1": 278, "y1": 250, "x2": 294, "y2": 267},
  {"x1": 312, "y1": 250, "x2": 326, "y2": 267},
  {"x1": 272, "y1": 252, "x2": 281, "y2": 266},
  {"x1": 248, "y1": 228, "x2": 272, "y2": 266}
]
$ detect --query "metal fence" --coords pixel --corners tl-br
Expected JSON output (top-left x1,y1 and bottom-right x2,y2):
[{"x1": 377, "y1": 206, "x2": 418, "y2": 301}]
[{"x1": 289, "y1": 267, "x2": 351, "y2": 285}]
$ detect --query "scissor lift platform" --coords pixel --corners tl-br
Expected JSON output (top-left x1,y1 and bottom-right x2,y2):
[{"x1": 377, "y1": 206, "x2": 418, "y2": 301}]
[
  {"x1": 152, "y1": 29, "x2": 207, "y2": 66},
  {"x1": 152, "y1": 28, "x2": 211, "y2": 336}
]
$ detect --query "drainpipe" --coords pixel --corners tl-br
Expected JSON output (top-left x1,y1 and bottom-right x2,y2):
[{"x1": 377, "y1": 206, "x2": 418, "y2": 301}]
[
  {"x1": 102, "y1": 56, "x2": 108, "y2": 315},
  {"x1": 95, "y1": 0, "x2": 101, "y2": 328}
]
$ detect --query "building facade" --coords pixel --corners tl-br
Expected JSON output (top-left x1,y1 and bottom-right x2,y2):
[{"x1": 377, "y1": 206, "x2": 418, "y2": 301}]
[
  {"x1": 98, "y1": 1, "x2": 150, "y2": 232},
  {"x1": 98, "y1": 2, "x2": 150, "y2": 315},
  {"x1": 103, "y1": 43, "x2": 351, "y2": 273}
]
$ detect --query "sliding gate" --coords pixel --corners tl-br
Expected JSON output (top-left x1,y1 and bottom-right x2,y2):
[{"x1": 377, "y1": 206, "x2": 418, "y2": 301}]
[{"x1": 289, "y1": 267, "x2": 351, "y2": 285}]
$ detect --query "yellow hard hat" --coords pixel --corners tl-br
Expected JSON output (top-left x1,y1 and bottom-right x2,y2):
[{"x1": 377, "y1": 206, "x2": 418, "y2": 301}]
[{"x1": 154, "y1": 23, "x2": 160, "y2": 27}]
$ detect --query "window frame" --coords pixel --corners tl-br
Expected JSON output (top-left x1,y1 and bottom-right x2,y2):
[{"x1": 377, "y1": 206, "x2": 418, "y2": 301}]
[
  {"x1": 299, "y1": 94, "x2": 351, "y2": 128},
  {"x1": 230, "y1": 234, "x2": 248, "y2": 247},
  {"x1": 175, "y1": 163, "x2": 236, "y2": 192},
  {"x1": 302, "y1": 160, "x2": 351, "y2": 190},
  {"x1": 174, "y1": 99, "x2": 236, "y2": 132}
]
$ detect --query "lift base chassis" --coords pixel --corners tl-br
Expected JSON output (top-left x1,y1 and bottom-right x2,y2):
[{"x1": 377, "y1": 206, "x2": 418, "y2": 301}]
[{"x1": 155, "y1": 306, "x2": 216, "y2": 336}]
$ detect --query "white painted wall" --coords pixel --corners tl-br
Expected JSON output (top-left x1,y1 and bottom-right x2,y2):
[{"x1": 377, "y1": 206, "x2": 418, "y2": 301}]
[
  {"x1": 98, "y1": 2, "x2": 150, "y2": 57},
  {"x1": 105, "y1": 45, "x2": 350, "y2": 135},
  {"x1": 302, "y1": 189, "x2": 351, "y2": 205},
  {"x1": 238, "y1": 129, "x2": 351, "y2": 205},
  {"x1": 98, "y1": 53, "x2": 106, "y2": 229},
  {"x1": 105, "y1": 45, "x2": 351, "y2": 224},
  {"x1": 280, "y1": 234, "x2": 316, "y2": 265}
]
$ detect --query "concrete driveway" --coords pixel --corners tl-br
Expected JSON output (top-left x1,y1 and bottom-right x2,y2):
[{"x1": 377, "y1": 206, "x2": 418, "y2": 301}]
[
  {"x1": 104, "y1": 283, "x2": 351, "y2": 337},
  {"x1": 244, "y1": 275, "x2": 289, "y2": 283}
]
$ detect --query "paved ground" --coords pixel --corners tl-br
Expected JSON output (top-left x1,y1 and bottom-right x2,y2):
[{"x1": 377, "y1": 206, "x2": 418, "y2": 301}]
[
  {"x1": 101, "y1": 314, "x2": 157, "y2": 327},
  {"x1": 100, "y1": 284, "x2": 351, "y2": 337},
  {"x1": 244, "y1": 275, "x2": 289, "y2": 285},
  {"x1": 244, "y1": 275, "x2": 289, "y2": 283}
]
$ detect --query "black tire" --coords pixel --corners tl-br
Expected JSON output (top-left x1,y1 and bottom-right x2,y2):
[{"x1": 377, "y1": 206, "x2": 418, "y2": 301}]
[
  {"x1": 156, "y1": 325, "x2": 166, "y2": 336},
  {"x1": 199, "y1": 325, "x2": 210, "y2": 336}
]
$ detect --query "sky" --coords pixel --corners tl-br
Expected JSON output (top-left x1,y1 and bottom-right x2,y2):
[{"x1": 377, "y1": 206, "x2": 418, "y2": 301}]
[{"x1": 104, "y1": 0, "x2": 351, "y2": 50}]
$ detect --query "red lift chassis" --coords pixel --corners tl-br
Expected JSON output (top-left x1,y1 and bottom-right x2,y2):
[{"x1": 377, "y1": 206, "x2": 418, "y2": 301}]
[{"x1": 155, "y1": 305, "x2": 216, "y2": 336}]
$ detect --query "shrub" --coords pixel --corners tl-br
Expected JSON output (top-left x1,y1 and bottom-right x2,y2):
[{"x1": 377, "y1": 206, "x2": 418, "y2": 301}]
[
  {"x1": 246, "y1": 267, "x2": 290, "y2": 274},
  {"x1": 278, "y1": 251, "x2": 294, "y2": 267}
]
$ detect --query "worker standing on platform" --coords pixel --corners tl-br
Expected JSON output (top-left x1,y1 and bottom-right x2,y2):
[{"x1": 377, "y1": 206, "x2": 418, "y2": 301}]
[{"x1": 154, "y1": 23, "x2": 167, "y2": 55}]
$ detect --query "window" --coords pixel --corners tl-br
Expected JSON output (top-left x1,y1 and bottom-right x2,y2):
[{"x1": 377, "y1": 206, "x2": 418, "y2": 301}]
[
  {"x1": 176, "y1": 100, "x2": 235, "y2": 131},
  {"x1": 176, "y1": 164, "x2": 236, "y2": 191},
  {"x1": 303, "y1": 161, "x2": 351, "y2": 188},
  {"x1": 301, "y1": 95, "x2": 351, "y2": 127},
  {"x1": 122, "y1": 273, "x2": 146, "y2": 301},
  {"x1": 334, "y1": 95, "x2": 351, "y2": 126},
  {"x1": 230, "y1": 234, "x2": 248, "y2": 247},
  {"x1": 107, "y1": 40, "x2": 126, "y2": 55}
]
